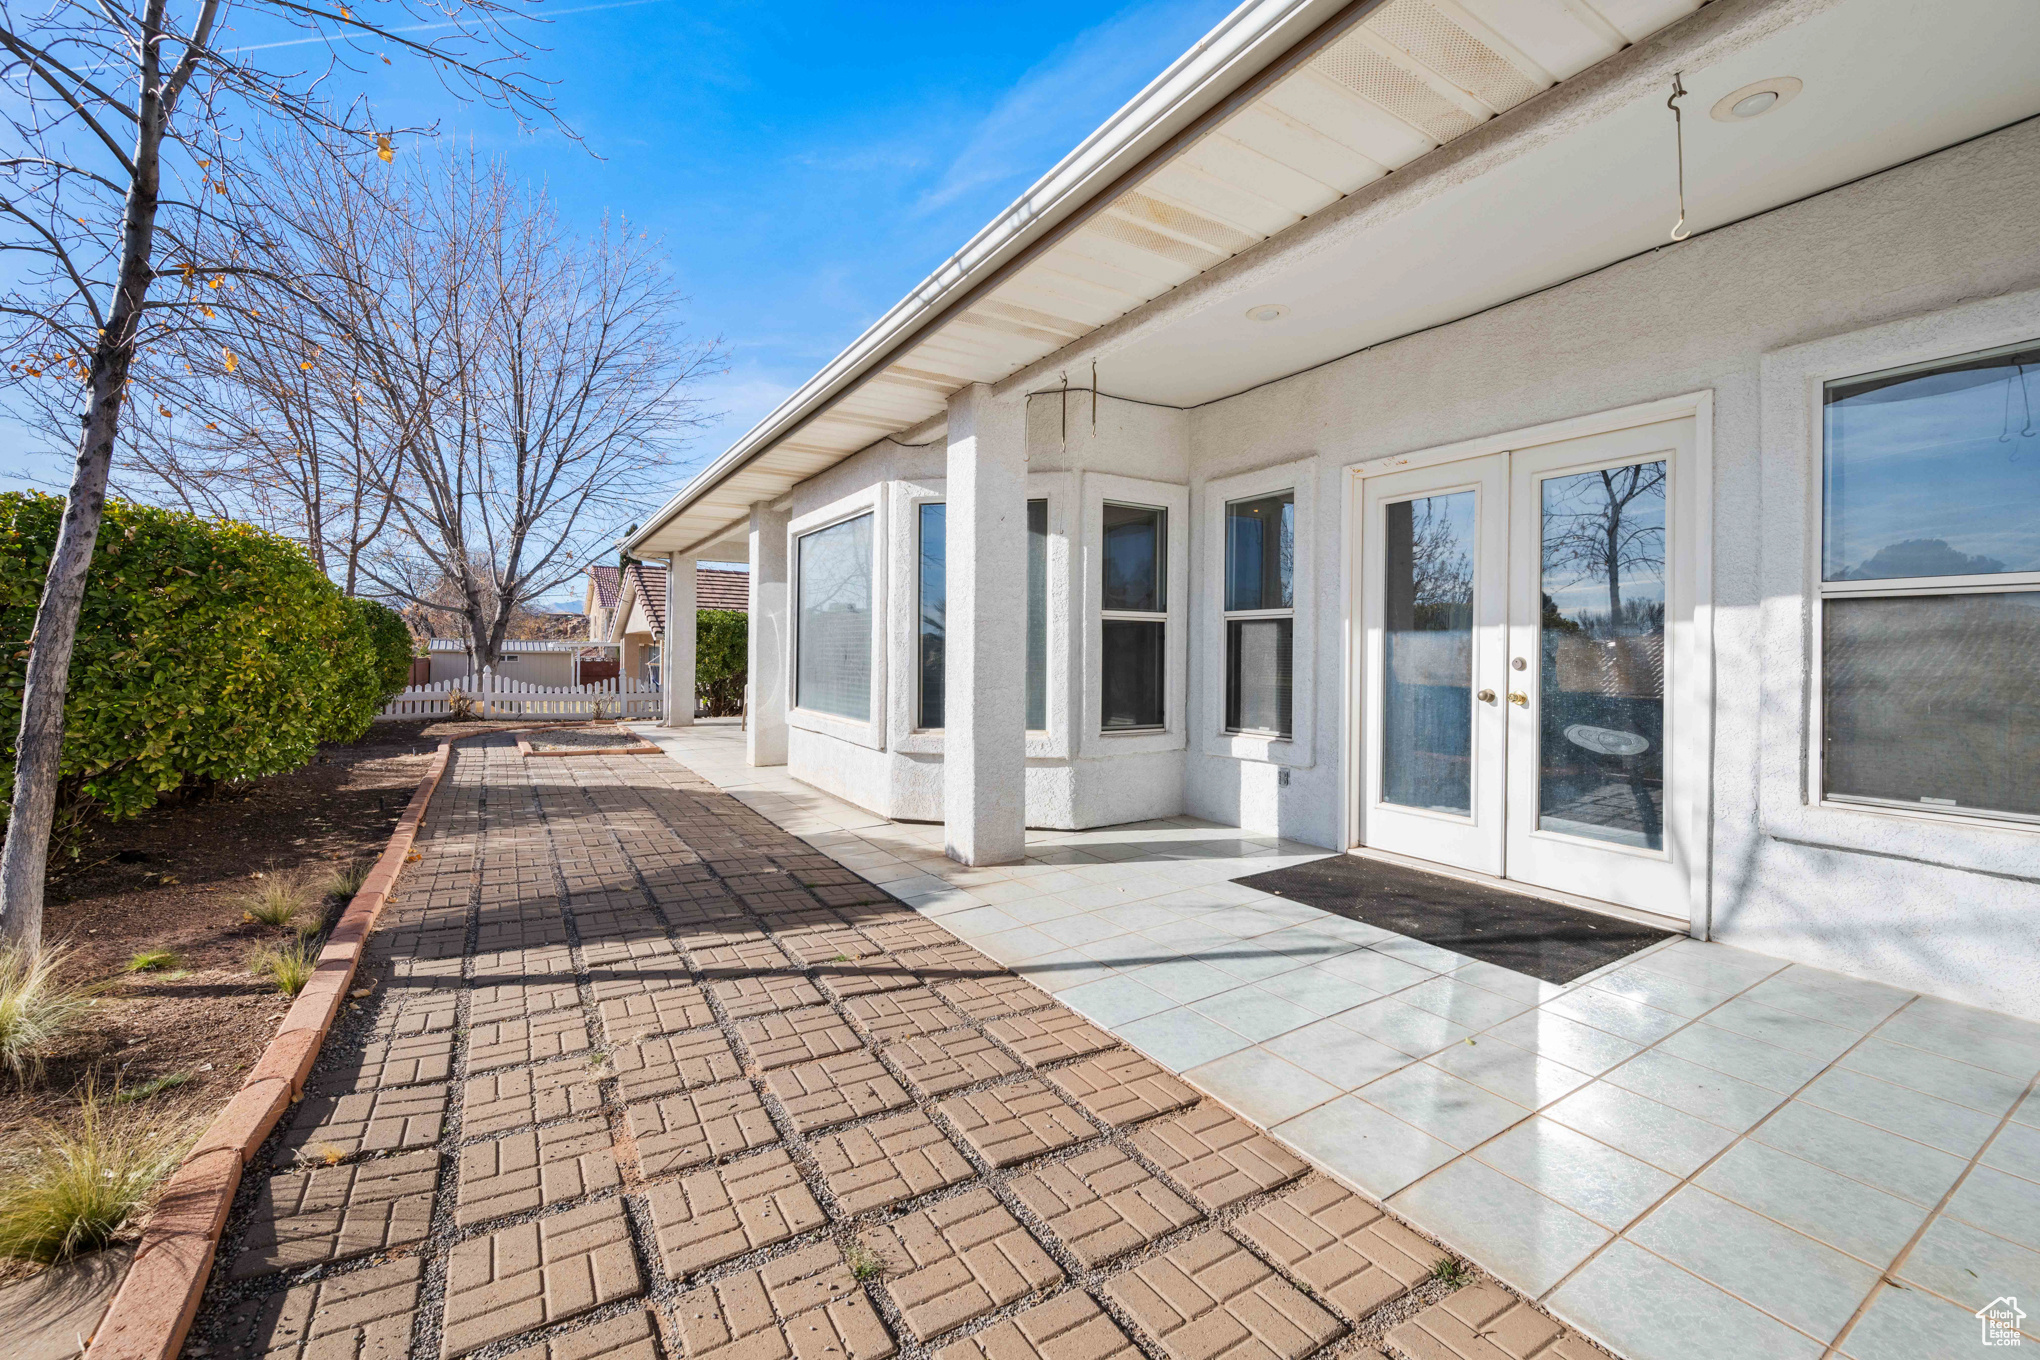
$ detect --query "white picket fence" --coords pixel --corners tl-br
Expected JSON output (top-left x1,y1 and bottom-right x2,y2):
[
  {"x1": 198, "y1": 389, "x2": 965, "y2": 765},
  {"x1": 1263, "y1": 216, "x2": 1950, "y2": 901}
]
[{"x1": 377, "y1": 668, "x2": 663, "y2": 721}]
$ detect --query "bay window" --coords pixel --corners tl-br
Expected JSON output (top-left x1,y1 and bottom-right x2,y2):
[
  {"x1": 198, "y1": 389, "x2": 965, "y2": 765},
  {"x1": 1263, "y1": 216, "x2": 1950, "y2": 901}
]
[
  {"x1": 795, "y1": 513, "x2": 873, "y2": 721},
  {"x1": 1820, "y1": 337, "x2": 2040, "y2": 820},
  {"x1": 1223, "y1": 491, "x2": 1295, "y2": 737},
  {"x1": 1101, "y1": 502, "x2": 1166, "y2": 730},
  {"x1": 916, "y1": 499, "x2": 1050, "y2": 731}
]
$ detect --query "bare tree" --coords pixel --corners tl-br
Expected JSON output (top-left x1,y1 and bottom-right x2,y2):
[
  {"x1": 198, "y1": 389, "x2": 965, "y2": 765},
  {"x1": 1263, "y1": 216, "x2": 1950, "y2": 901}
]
[
  {"x1": 115, "y1": 135, "x2": 425, "y2": 593},
  {"x1": 1541, "y1": 463, "x2": 1668, "y2": 627},
  {"x1": 123, "y1": 141, "x2": 718, "y2": 667},
  {"x1": 0, "y1": 0, "x2": 554, "y2": 949},
  {"x1": 340, "y1": 150, "x2": 718, "y2": 669}
]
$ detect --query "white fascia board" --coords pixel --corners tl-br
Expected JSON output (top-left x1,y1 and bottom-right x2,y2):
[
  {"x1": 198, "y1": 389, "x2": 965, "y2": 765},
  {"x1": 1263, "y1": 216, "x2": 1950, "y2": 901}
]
[{"x1": 625, "y1": 0, "x2": 1363, "y2": 556}]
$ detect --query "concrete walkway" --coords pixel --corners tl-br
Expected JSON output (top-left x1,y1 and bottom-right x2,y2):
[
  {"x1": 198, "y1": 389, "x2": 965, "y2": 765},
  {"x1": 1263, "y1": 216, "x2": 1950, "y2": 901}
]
[
  {"x1": 630, "y1": 722, "x2": 2040, "y2": 1360},
  {"x1": 185, "y1": 733, "x2": 1610, "y2": 1360}
]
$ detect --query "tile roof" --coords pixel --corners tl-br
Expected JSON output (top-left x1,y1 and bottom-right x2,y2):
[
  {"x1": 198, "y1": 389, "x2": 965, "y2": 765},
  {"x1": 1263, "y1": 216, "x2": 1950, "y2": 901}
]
[
  {"x1": 625, "y1": 560, "x2": 666, "y2": 636},
  {"x1": 588, "y1": 564, "x2": 619, "y2": 609},
  {"x1": 698, "y1": 568, "x2": 749, "y2": 613}
]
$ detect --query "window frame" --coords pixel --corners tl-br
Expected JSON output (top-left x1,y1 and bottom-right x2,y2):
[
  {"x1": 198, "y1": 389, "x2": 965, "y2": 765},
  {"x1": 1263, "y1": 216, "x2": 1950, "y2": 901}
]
[
  {"x1": 1202, "y1": 458, "x2": 1315, "y2": 766},
  {"x1": 886, "y1": 475, "x2": 1070, "y2": 759},
  {"x1": 787, "y1": 487, "x2": 887, "y2": 751},
  {"x1": 1100, "y1": 501, "x2": 1169, "y2": 733},
  {"x1": 1757, "y1": 289, "x2": 2040, "y2": 868},
  {"x1": 916, "y1": 498, "x2": 946, "y2": 732},
  {"x1": 1221, "y1": 490, "x2": 1297, "y2": 739},
  {"x1": 1813, "y1": 338, "x2": 2040, "y2": 827},
  {"x1": 1081, "y1": 472, "x2": 1188, "y2": 758}
]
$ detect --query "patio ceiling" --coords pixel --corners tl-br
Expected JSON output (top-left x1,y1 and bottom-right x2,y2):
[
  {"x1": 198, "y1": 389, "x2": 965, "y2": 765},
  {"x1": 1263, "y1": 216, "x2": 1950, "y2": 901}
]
[
  {"x1": 631, "y1": 0, "x2": 1707, "y2": 559},
  {"x1": 634, "y1": 0, "x2": 2040, "y2": 562}
]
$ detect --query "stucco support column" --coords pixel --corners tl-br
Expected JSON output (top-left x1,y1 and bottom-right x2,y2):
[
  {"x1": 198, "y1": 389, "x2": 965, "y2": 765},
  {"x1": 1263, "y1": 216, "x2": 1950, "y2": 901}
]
[
  {"x1": 944, "y1": 383, "x2": 1027, "y2": 866},
  {"x1": 747, "y1": 501, "x2": 790, "y2": 766},
  {"x1": 662, "y1": 557, "x2": 696, "y2": 727}
]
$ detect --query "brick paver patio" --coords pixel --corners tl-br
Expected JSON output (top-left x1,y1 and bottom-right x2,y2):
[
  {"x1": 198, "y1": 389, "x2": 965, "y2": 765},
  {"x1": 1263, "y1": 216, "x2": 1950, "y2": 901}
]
[{"x1": 188, "y1": 735, "x2": 1612, "y2": 1360}]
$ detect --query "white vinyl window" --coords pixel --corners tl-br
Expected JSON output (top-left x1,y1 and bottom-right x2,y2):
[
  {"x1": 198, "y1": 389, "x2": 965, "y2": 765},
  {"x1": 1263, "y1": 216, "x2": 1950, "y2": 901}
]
[
  {"x1": 915, "y1": 499, "x2": 1048, "y2": 731},
  {"x1": 1820, "y1": 337, "x2": 2040, "y2": 822},
  {"x1": 1100, "y1": 502, "x2": 1166, "y2": 731},
  {"x1": 1223, "y1": 491, "x2": 1295, "y2": 737},
  {"x1": 796, "y1": 513, "x2": 874, "y2": 721}
]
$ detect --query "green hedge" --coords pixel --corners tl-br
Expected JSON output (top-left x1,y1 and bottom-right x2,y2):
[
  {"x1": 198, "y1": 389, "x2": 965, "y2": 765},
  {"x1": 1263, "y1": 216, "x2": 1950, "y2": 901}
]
[
  {"x1": 696, "y1": 609, "x2": 746, "y2": 718},
  {"x1": 0, "y1": 491, "x2": 400, "y2": 828}
]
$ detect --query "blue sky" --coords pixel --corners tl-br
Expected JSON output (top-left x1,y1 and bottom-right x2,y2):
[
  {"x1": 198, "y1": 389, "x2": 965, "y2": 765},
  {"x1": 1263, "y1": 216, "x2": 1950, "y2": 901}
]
[{"x1": 0, "y1": 0, "x2": 1235, "y2": 602}]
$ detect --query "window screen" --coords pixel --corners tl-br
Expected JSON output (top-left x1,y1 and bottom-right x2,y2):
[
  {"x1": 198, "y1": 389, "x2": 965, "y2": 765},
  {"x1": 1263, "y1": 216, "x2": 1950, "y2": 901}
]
[{"x1": 796, "y1": 513, "x2": 873, "y2": 721}]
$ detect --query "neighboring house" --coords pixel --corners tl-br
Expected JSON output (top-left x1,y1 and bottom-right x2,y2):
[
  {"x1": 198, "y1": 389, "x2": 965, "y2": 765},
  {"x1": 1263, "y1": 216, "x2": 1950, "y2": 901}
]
[
  {"x1": 610, "y1": 559, "x2": 667, "y2": 683},
  {"x1": 583, "y1": 565, "x2": 621, "y2": 643},
  {"x1": 424, "y1": 640, "x2": 583, "y2": 687},
  {"x1": 622, "y1": 0, "x2": 2040, "y2": 1021}
]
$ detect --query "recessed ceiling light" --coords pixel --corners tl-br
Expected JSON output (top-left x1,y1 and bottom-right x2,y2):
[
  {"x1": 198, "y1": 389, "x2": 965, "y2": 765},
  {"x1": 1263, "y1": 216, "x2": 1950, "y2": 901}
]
[
  {"x1": 1245, "y1": 303, "x2": 1290, "y2": 322},
  {"x1": 1710, "y1": 77, "x2": 1802, "y2": 122}
]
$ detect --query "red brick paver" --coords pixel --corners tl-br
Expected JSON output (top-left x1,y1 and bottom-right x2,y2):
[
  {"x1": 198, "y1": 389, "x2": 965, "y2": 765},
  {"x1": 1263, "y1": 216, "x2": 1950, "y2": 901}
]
[
  {"x1": 1131, "y1": 1108, "x2": 1309, "y2": 1211},
  {"x1": 859, "y1": 1187, "x2": 1064, "y2": 1339},
  {"x1": 940, "y1": 1079, "x2": 1095, "y2": 1167},
  {"x1": 440, "y1": 1198, "x2": 644, "y2": 1357},
  {"x1": 934, "y1": 1293, "x2": 1140, "y2": 1360},
  {"x1": 625, "y1": 1079, "x2": 778, "y2": 1176},
  {"x1": 1008, "y1": 1145, "x2": 1202, "y2": 1266},
  {"x1": 457, "y1": 1118, "x2": 621, "y2": 1227},
  {"x1": 646, "y1": 1147, "x2": 827, "y2": 1276},
  {"x1": 1232, "y1": 1181, "x2": 1434, "y2": 1319},
  {"x1": 1049, "y1": 1050, "x2": 1199, "y2": 1128},
  {"x1": 672, "y1": 1242, "x2": 896, "y2": 1360},
  {"x1": 1385, "y1": 1283, "x2": 1609, "y2": 1360},
  {"x1": 766, "y1": 1050, "x2": 912, "y2": 1132},
  {"x1": 218, "y1": 1257, "x2": 420, "y2": 1359},
  {"x1": 809, "y1": 1109, "x2": 974, "y2": 1213},
  {"x1": 1105, "y1": 1231, "x2": 1343, "y2": 1360},
  {"x1": 277, "y1": 1083, "x2": 447, "y2": 1159},
  {"x1": 230, "y1": 1151, "x2": 437, "y2": 1278}
]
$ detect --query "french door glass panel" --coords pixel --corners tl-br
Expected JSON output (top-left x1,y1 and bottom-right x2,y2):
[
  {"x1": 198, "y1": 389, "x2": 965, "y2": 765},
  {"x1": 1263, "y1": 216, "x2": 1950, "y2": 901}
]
[
  {"x1": 1382, "y1": 493, "x2": 1478, "y2": 814},
  {"x1": 1535, "y1": 462, "x2": 1667, "y2": 850},
  {"x1": 1360, "y1": 418, "x2": 1695, "y2": 920}
]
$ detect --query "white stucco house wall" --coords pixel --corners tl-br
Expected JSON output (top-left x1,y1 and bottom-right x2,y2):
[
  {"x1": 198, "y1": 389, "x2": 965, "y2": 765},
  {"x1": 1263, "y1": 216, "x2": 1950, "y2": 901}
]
[{"x1": 627, "y1": 0, "x2": 2040, "y2": 1020}]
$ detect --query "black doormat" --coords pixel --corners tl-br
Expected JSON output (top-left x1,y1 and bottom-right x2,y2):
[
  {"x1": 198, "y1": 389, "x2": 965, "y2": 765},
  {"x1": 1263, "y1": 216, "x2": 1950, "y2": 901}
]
[{"x1": 1232, "y1": 854, "x2": 1674, "y2": 985}]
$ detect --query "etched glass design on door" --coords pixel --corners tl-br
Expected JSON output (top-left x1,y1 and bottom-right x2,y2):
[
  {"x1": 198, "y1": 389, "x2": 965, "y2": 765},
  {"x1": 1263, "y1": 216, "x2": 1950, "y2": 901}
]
[
  {"x1": 1537, "y1": 462, "x2": 1667, "y2": 849},
  {"x1": 1381, "y1": 492, "x2": 1476, "y2": 813}
]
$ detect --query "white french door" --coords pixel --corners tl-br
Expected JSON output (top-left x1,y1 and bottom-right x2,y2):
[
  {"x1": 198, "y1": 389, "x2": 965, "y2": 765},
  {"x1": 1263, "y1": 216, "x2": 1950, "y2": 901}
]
[{"x1": 1359, "y1": 418, "x2": 1697, "y2": 919}]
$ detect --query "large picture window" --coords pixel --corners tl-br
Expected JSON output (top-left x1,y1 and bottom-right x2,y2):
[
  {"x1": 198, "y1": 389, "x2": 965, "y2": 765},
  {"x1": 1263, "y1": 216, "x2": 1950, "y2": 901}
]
[
  {"x1": 916, "y1": 499, "x2": 1050, "y2": 731},
  {"x1": 1223, "y1": 491, "x2": 1294, "y2": 737},
  {"x1": 796, "y1": 513, "x2": 873, "y2": 722},
  {"x1": 1101, "y1": 502, "x2": 1166, "y2": 730},
  {"x1": 1821, "y1": 338, "x2": 2040, "y2": 820}
]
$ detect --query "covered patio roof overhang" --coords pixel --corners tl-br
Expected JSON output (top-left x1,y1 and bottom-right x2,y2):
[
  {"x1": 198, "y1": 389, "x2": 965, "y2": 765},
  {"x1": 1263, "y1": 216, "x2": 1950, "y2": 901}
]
[{"x1": 626, "y1": 0, "x2": 2040, "y2": 565}]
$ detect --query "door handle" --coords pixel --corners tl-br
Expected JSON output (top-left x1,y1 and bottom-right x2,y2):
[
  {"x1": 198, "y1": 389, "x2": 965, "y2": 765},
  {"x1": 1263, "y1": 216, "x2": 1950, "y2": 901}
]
[
  {"x1": 1477, "y1": 689, "x2": 1496, "y2": 705},
  {"x1": 1508, "y1": 691, "x2": 1529, "y2": 707}
]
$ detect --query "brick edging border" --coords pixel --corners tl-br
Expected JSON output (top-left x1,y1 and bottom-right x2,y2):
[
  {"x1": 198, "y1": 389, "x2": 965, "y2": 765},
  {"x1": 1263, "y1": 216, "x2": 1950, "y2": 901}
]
[
  {"x1": 511, "y1": 723, "x2": 660, "y2": 758},
  {"x1": 84, "y1": 739, "x2": 458, "y2": 1360}
]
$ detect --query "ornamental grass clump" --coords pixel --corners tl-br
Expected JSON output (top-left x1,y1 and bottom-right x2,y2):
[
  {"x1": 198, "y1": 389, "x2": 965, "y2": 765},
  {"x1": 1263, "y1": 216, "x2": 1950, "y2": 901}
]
[
  {"x1": 239, "y1": 870, "x2": 318, "y2": 931},
  {"x1": 325, "y1": 858, "x2": 372, "y2": 903},
  {"x1": 0, "y1": 944, "x2": 93, "y2": 1084},
  {"x1": 125, "y1": 948, "x2": 180, "y2": 973},
  {"x1": 0, "y1": 1082, "x2": 200, "y2": 1263},
  {"x1": 249, "y1": 936, "x2": 319, "y2": 996}
]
